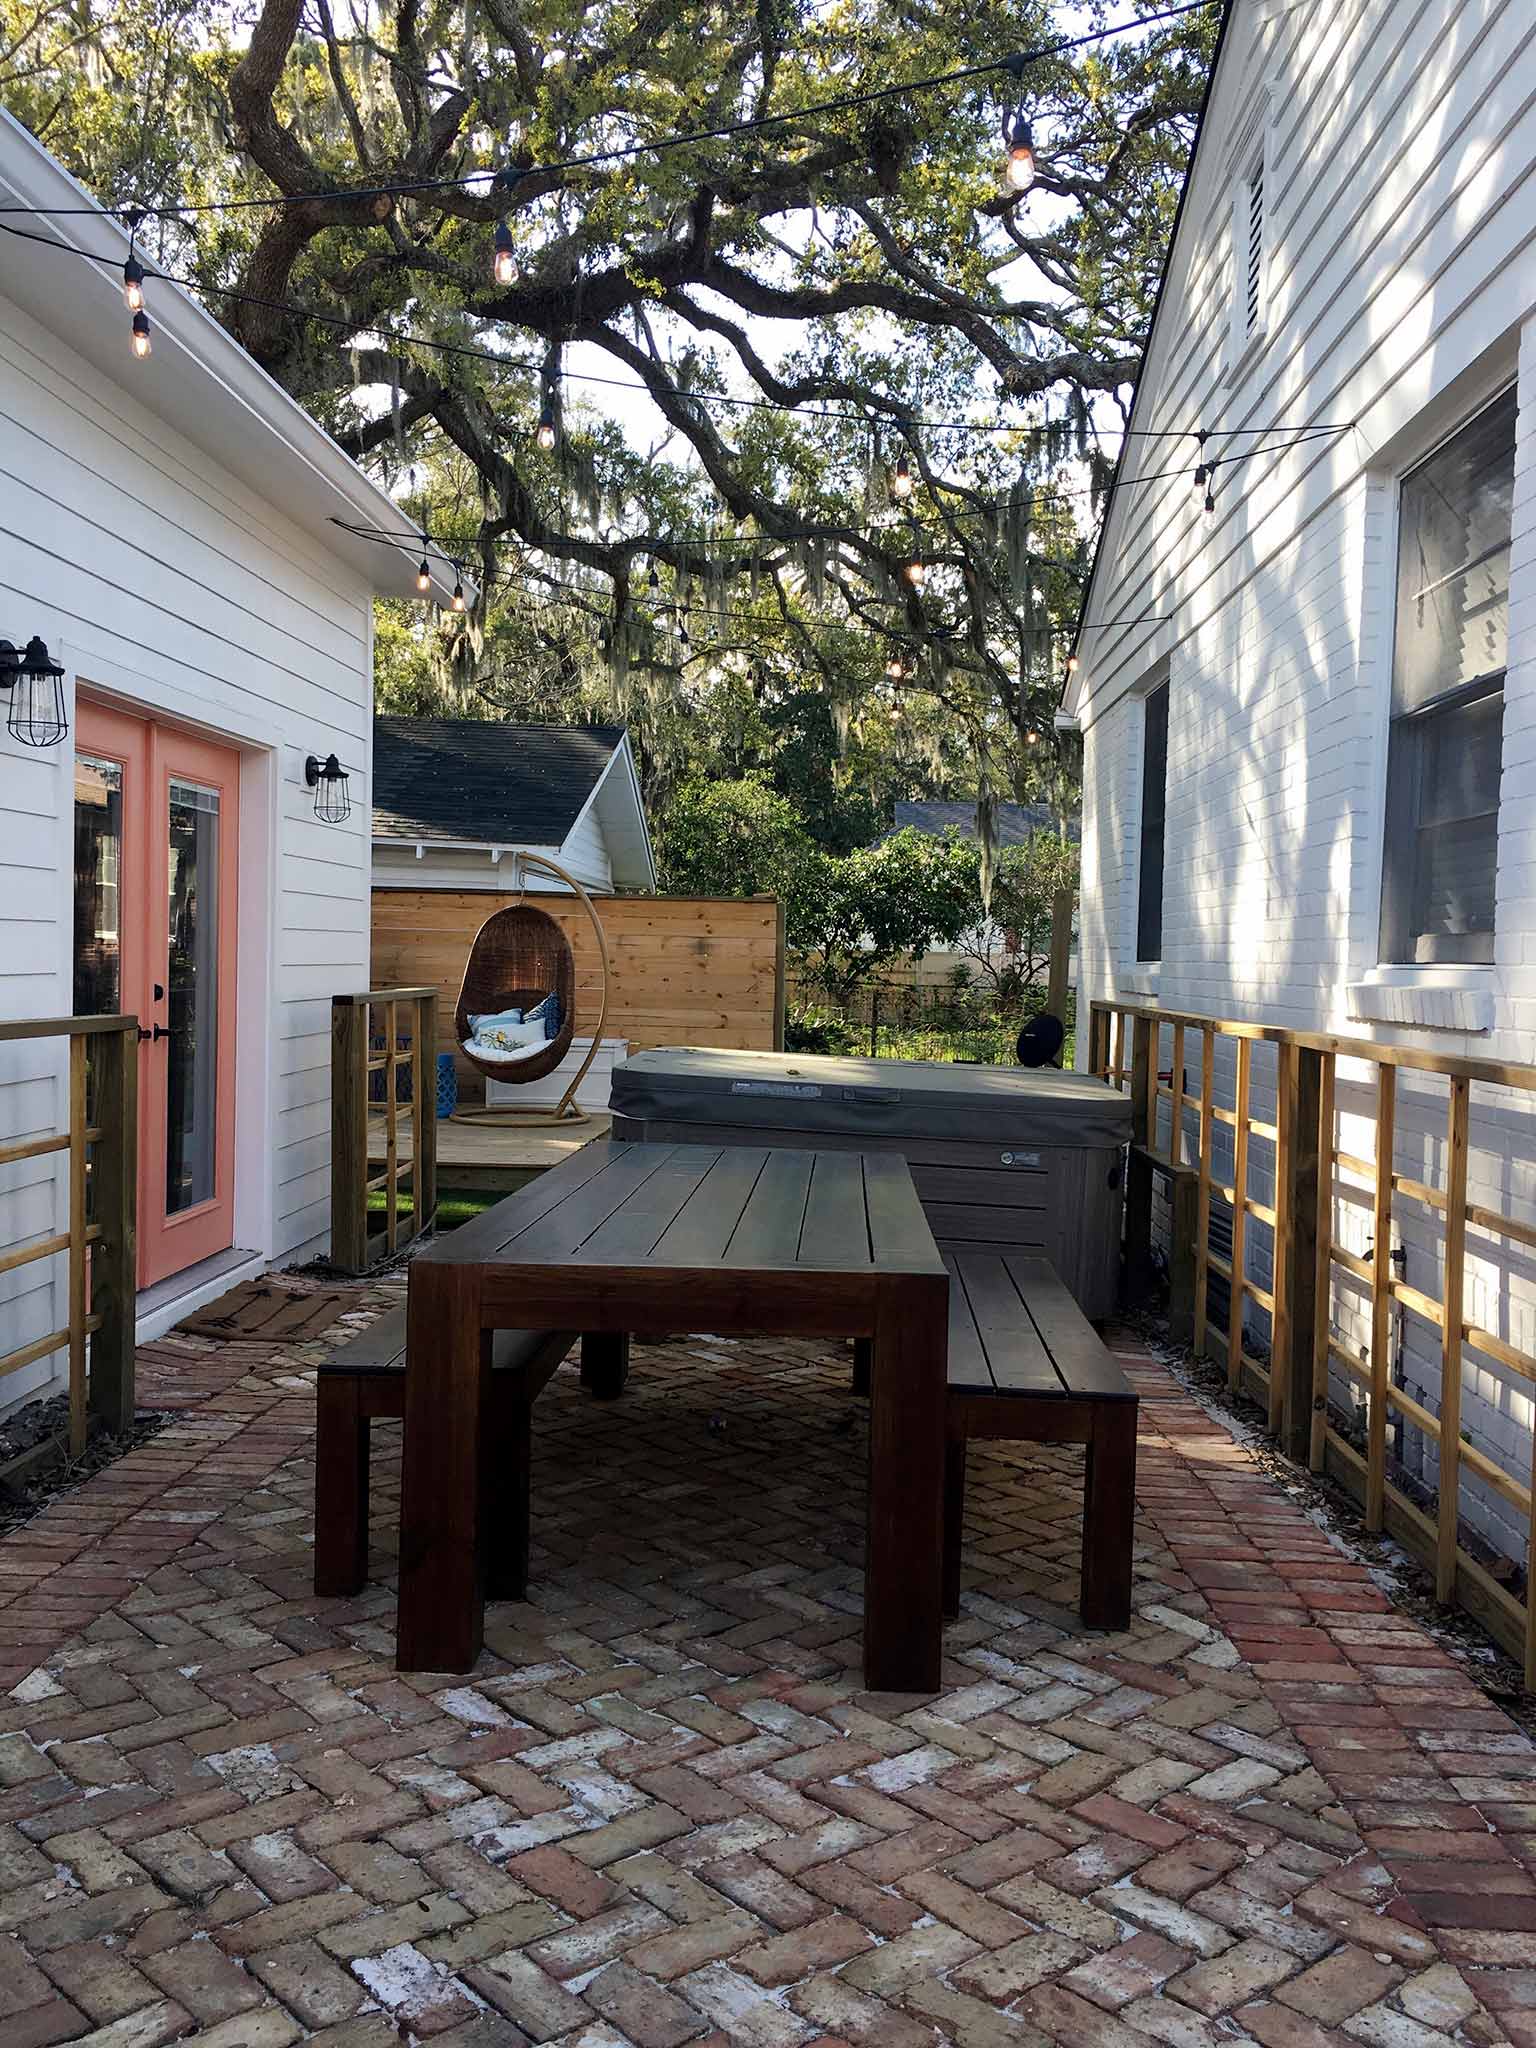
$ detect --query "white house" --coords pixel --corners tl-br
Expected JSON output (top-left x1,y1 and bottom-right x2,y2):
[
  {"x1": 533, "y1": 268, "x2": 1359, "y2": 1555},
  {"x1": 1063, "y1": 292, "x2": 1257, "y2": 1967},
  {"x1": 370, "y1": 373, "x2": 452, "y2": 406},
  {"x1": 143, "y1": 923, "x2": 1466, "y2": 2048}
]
[
  {"x1": 1065, "y1": 0, "x2": 1536, "y2": 1561},
  {"x1": 370, "y1": 718, "x2": 655, "y2": 895},
  {"x1": 0, "y1": 109, "x2": 447, "y2": 1398}
]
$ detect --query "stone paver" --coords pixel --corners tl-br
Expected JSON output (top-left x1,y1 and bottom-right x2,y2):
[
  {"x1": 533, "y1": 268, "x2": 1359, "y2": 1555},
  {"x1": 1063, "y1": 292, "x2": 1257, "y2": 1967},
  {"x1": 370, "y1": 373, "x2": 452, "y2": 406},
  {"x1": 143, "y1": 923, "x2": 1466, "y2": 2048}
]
[{"x1": 0, "y1": 1273, "x2": 1531, "y2": 2043}]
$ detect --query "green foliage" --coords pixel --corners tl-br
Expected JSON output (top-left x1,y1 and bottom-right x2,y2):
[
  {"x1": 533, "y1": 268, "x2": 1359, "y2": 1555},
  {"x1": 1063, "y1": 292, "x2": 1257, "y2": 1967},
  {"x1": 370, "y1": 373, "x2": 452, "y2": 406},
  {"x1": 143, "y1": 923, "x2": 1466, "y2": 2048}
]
[{"x1": 0, "y1": 0, "x2": 1215, "y2": 847}]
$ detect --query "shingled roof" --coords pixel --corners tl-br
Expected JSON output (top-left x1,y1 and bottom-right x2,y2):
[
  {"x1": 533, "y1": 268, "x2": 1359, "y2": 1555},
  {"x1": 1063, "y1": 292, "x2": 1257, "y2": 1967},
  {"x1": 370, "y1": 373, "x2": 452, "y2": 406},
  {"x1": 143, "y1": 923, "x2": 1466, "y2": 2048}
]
[
  {"x1": 371, "y1": 718, "x2": 627, "y2": 846},
  {"x1": 893, "y1": 800, "x2": 1079, "y2": 846}
]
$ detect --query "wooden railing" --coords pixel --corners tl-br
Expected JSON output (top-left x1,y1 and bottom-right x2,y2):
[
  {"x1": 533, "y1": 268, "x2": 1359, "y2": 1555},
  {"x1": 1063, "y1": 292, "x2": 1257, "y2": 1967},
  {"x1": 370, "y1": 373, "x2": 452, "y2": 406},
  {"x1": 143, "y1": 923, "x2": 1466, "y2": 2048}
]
[
  {"x1": 0, "y1": 1016, "x2": 137, "y2": 1452},
  {"x1": 1091, "y1": 998, "x2": 1536, "y2": 1683},
  {"x1": 330, "y1": 989, "x2": 438, "y2": 1273}
]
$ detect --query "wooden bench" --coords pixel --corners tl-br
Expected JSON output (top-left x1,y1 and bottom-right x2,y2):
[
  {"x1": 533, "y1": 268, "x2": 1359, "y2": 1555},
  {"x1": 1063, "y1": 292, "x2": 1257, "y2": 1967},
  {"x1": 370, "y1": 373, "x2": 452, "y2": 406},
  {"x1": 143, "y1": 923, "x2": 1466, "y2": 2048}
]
[
  {"x1": 313, "y1": 1309, "x2": 580, "y2": 1599},
  {"x1": 944, "y1": 1253, "x2": 1138, "y2": 1629}
]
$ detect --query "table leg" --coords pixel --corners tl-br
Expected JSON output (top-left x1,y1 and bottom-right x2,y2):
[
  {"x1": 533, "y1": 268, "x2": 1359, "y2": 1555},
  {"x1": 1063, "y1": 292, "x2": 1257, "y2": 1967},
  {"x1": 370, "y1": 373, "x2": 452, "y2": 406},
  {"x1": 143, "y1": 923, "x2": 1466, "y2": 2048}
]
[
  {"x1": 1081, "y1": 1400, "x2": 1137, "y2": 1630},
  {"x1": 398, "y1": 1264, "x2": 489, "y2": 1671},
  {"x1": 866, "y1": 1272, "x2": 948, "y2": 1692},
  {"x1": 580, "y1": 1331, "x2": 630, "y2": 1400}
]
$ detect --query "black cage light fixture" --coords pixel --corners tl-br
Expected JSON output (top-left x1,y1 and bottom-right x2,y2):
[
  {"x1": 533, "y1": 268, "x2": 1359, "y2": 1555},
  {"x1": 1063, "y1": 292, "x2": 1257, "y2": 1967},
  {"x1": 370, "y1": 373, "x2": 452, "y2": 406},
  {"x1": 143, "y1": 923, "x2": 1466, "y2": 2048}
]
[
  {"x1": 305, "y1": 751, "x2": 352, "y2": 822},
  {"x1": 0, "y1": 635, "x2": 67, "y2": 747}
]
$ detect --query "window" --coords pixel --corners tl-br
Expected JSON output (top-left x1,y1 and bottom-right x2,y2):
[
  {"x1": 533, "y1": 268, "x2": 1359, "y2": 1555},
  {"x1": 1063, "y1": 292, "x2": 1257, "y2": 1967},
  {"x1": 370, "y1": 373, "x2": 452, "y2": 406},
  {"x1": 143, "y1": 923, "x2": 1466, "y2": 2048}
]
[
  {"x1": 1137, "y1": 674, "x2": 1169, "y2": 962},
  {"x1": 1379, "y1": 389, "x2": 1516, "y2": 966}
]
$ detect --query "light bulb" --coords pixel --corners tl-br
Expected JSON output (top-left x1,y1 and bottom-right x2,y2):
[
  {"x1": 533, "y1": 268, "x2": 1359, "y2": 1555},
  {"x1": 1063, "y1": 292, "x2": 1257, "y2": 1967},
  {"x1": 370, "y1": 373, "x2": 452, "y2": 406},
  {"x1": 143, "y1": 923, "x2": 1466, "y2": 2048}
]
[
  {"x1": 417, "y1": 559, "x2": 431, "y2": 593},
  {"x1": 1003, "y1": 111, "x2": 1035, "y2": 192},
  {"x1": 131, "y1": 310, "x2": 151, "y2": 359},
  {"x1": 892, "y1": 454, "x2": 913, "y2": 499},
  {"x1": 451, "y1": 578, "x2": 466, "y2": 611},
  {"x1": 647, "y1": 566, "x2": 660, "y2": 591},
  {"x1": 493, "y1": 220, "x2": 515, "y2": 286},
  {"x1": 1066, "y1": 655, "x2": 1079, "y2": 674},
  {"x1": 536, "y1": 402, "x2": 557, "y2": 452},
  {"x1": 1204, "y1": 488, "x2": 1215, "y2": 516},
  {"x1": 885, "y1": 654, "x2": 905, "y2": 680},
  {"x1": 904, "y1": 557, "x2": 926, "y2": 589},
  {"x1": 123, "y1": 255, "x2": 145, "y2": 312}
]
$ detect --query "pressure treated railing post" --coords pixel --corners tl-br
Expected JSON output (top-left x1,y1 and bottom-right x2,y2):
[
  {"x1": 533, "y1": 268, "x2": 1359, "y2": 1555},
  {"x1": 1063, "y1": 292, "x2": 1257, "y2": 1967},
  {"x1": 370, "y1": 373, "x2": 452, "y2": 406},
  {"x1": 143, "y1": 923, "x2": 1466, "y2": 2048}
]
[
  {"x1": 1308, "y1": 1051, "x2": 1336, "y2": 1473},
  {"x1": 331, "y1": 997, "x2": 369, "y2": 1274},
  {"x1": 1193, "y1": 1025, "x2": 1215, "y2": 1356},
  {"x1": 1367, "y1": 1063, "x2": 1396, "y2": 1531},
  {"x1": 1047, "y1": 890, "x2": 1074, "y2": 1035},
  {"x1": 1278, "y1": 1042, "x2": 1324, "y2": 1467},
  {"x1": 412, "y1": 992, "x2": 438, "y2": 1237},
  {"x1": 1124, "y1": 1015, "x2": 1156, "y2": 1305},
  {"x1": 88, "y1": 1020, "x2": 138, "y2": 1437},
  {"x1": 1437, "y1": 1076, "x2": 1471, "y2": 1603}
]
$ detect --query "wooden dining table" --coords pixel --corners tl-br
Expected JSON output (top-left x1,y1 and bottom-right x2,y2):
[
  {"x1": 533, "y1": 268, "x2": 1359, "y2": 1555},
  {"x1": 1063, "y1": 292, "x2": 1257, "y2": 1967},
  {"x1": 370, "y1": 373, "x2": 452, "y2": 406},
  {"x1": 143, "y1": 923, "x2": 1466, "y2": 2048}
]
[{"x1": 396, "y1": 1138, "x2": 950, "y2": 1691}]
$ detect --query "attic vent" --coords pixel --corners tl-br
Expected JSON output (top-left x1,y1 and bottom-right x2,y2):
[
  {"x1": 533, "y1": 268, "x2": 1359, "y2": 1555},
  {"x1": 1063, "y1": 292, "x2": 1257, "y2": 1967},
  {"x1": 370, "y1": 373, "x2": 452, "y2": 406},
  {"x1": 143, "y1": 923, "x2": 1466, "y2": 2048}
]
[{"x1": 1244, "y1": 163, "x2": 1265, "y2": 334}]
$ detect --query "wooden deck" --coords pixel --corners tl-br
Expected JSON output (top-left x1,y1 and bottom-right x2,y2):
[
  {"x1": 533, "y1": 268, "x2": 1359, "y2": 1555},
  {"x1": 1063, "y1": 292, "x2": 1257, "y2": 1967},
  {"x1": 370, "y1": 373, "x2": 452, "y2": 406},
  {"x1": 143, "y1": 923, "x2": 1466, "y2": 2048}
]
[{"x1": 367, "y1": 1110, "x2": 610, "y2": 1194}]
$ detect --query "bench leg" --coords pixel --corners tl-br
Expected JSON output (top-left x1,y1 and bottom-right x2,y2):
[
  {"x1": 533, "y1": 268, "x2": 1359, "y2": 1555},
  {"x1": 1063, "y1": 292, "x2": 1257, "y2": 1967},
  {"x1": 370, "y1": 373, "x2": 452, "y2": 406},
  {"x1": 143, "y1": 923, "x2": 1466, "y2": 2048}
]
[
  {"x1": 851, "y1": 1337, "x2": 872, "y2": 1397},
  {"x1": 485, "y1": 1377, "x2": 532, "y2": 1602},
  {"x1": 943, "y1": 1437, "x2": 966, "y2": 1619},
  {"x1": 581, "y1": 1332, "x2": 630, "y2": 1400},
  {"x1": 1081, "y1": 1401, "x2": 1138, "y2": 1630},
  {"x1": 314, "y1": 1379, "x2": 369, "y2": 1598}
]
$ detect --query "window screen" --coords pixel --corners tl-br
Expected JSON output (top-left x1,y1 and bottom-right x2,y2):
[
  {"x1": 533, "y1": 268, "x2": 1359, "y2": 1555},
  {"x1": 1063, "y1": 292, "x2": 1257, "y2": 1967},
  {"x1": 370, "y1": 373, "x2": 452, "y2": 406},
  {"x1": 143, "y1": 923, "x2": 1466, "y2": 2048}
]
[
  {"x1": 1379, "y1": 389, "x2": 1515, "y2": 965},
  {"x1": 1137, "y1": 677, "x2": 1169, "y2": 963}
]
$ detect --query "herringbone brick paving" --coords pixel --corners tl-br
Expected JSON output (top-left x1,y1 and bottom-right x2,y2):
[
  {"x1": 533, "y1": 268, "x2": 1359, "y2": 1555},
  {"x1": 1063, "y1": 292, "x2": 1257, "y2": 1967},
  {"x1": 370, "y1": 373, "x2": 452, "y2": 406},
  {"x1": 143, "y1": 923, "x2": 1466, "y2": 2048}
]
[{"x1": 2, "y1": 1275, "x2": 1535, "y2": 2046}]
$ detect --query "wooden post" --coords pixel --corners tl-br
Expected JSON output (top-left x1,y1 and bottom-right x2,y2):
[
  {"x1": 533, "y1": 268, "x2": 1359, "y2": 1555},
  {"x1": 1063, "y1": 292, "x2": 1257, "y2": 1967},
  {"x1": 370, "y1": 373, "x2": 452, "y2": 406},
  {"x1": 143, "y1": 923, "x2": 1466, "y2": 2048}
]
[
  {"x1": 1167, "y1": 1168, "x2": 1199, "y2": 1347},
  {"x1": 1436, "y1": 1076, "x2": 1471, "y2": 1604},
  {"x1": 1193, "y1": 1026, "x2": 1215, "y2": 1356},
  {"x1": 1124, "y1": 1016, "x2": 1155, "y2": 1305},
  {"x1": 1277, "y1": 1042, "x2": 1323, "y2": 1466},
  {"x1": 1170, "y1": 1022, "x2": 1186, "y2": 1166},
  {"x1": 414, "y1": 992, "x2": 438, "y2": 1237},
  {"x1": 67, "y1": 1033, "x2": 89, "y2": 1457},
  {"x1": 1228, "y1": 1038, "x2": 1251, "y2": 1393},
  {"x1": 1046, "y1": 889, "x2": 1073, "y2": 1045},
  {"x1": 88, "y1": 1022, "x2": 137, "y2": 1438},
  {"x1": 1367, "y1": 1062, "x2": 1396, "y2": 1532},
  {"x1": 331, "y1": 997, "x2": 369, "y2": 1274},
  {"x1": 1309, "y1": 1050, "x2": 1336, "y2": 1473},
  {"x1": 384, "y1": 998, "x2": 399, "y2": 1254}
]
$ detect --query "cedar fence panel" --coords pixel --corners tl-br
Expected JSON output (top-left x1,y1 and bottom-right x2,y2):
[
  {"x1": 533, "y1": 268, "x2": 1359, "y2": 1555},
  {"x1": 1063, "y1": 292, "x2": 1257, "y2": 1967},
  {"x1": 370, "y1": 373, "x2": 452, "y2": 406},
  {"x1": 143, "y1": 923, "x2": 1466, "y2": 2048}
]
[{"x1": 371, "y1": 891, "x2": 783, "y2": 1091}]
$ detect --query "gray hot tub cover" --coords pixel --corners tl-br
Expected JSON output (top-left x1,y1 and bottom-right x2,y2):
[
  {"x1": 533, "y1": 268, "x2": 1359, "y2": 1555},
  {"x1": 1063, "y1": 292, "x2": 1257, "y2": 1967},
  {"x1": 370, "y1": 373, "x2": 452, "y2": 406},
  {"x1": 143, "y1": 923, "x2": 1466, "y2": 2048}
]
[{"x1": 610, "y1": 1046, "x2": 1132, "y2": 1150}]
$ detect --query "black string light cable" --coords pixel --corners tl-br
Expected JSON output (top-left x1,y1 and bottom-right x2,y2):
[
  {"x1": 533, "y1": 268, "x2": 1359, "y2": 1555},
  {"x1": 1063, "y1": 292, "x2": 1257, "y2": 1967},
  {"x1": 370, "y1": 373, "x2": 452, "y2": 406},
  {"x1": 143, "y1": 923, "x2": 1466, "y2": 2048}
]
[{"x1": 0, "y1": 1, "x2": 1218, "y2": 231}]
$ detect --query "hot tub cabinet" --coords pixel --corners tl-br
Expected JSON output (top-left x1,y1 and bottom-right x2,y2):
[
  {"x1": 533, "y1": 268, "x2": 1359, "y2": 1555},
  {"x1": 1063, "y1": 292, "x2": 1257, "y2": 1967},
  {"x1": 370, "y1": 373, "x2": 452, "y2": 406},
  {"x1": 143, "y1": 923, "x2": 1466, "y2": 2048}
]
[{"x1": 609, "y1": 1047, "x2": 1130, "y2": 1321}]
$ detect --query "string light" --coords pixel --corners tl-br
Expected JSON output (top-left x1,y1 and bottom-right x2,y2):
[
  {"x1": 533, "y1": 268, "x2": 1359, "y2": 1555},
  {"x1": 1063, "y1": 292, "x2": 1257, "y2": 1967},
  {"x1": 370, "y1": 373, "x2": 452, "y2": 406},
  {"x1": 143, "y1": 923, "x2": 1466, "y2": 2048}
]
[
  {"x1": 1204, "y1": 458, "x2": 1217, "y2": 515},
  {"x1": 1002, "y1": 109, "x2": 1036, "y2": 192},
  {"x1": 451, "y1": 576, "x2": 466, "y2": 610},
  {"x1": 535, "y1": 399, "x2": 558, "y2": 452},
  {"x1": 892, "y1": 454, "x2": 913, "y2": 499},
  {"x1": 131, "y1": 309, "x2": 151, "y2": 358},
  {"x1": 904, "y1": 556, "x2": 927, "y2": 588},
  {"x1": 122, "y1": 252, "x2": 144, "y2": 312},
  {"x1": 416, "y1": 558, "x2": 431, "y2": 592},
  {"x1": 492, "y1": 220, "x2": 516, "y2": 287}
]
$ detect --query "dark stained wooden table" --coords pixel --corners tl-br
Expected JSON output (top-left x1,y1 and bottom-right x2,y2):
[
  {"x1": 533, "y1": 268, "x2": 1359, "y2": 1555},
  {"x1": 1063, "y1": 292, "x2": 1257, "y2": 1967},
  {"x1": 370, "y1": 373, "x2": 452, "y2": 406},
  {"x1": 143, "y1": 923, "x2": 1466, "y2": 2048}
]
[{"x1": 396, "y1": 1139, "x2": 950, "y2": 1690}]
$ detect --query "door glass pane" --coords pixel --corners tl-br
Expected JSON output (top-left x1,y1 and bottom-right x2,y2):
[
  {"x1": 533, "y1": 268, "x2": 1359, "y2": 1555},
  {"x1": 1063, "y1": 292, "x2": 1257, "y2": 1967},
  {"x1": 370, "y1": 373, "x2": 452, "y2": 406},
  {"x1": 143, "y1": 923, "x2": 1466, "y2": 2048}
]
[
  {"x1": 166, "y1": 778, "x2": 220, "y2": 1214},
  {"x1": 74, "y1": 755, "x2": 123, "y2": 1016}
]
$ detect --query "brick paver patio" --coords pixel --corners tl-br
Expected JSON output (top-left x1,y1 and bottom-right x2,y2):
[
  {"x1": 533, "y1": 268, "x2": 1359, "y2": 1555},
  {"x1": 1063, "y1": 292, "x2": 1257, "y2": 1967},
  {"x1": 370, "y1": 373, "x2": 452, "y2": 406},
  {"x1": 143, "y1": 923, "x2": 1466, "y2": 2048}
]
[{"x1": 2, "y1": 1276, "x2": 1535, "y2": 2047}]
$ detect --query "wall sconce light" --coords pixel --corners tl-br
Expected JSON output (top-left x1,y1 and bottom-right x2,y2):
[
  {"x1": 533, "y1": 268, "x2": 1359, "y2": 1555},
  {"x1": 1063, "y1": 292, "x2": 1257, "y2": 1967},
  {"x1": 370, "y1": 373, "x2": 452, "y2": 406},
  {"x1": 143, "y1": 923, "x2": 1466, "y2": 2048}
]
[
  {"x1": 305, "y1": 752, "x2": 352, "y2": 822},
  {"x1": 0, "y1": 636, "x2": 67, "y2": 747}
]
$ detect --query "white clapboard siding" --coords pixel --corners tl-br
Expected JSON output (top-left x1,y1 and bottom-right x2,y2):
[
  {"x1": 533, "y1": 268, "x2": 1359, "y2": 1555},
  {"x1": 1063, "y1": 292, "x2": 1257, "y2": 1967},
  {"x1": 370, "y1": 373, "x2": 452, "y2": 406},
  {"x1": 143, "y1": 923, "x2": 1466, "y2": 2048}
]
[
  {"x1": 0, "y1": 271, "x2": 378, "y2": 1402},
  {"x1": 1071, "y1": 0, "x2": 1536, "y2": 1561}
]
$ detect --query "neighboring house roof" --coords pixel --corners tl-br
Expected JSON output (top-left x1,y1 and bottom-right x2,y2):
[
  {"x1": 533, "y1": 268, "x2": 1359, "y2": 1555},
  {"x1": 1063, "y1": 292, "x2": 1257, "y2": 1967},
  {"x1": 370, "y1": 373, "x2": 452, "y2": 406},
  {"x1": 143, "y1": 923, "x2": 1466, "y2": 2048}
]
[
  {"x1": 371, "y1": 718, "x2": 656, "y2": 886},
  {"x1": 0, "y1": 110, "x2": 446, "y2": 606},
  {"x1": 894, "y1": 801, "x2": 1078, "y2": 846},
  {"x1": 1062, "y1": 0, "x2": 1236, "y2": 711}
]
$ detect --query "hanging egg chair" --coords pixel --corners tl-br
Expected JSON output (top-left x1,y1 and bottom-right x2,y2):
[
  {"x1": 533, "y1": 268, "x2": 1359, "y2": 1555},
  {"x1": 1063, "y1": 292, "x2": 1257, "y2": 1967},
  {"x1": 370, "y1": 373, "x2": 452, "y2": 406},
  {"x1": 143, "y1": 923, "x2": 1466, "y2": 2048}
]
[{"x1": 452, "y1": 853, "x2": 611, "y2": 1126}]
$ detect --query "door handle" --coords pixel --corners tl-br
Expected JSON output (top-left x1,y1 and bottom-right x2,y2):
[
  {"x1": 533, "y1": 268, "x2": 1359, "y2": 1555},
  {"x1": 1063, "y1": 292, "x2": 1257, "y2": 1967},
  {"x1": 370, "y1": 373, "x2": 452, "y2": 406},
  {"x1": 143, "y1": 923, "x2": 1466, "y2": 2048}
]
[{"x1": 152, "y1": 1023, "x2": 177, "y2": 1041}]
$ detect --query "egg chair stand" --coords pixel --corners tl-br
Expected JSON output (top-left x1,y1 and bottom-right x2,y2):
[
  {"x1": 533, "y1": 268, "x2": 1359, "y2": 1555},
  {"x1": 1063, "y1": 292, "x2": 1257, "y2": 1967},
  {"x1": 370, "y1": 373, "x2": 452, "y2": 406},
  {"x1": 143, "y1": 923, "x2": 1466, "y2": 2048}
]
[{"x1": 450, "y1": 853, "x2": 612, "y2": 1128}]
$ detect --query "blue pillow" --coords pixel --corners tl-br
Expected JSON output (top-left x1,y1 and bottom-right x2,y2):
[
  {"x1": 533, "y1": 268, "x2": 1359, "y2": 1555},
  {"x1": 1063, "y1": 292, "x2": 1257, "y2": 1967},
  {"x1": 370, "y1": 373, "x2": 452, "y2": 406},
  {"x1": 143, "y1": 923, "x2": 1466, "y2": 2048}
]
[
  {"x1": 469, "y1": 1006, "x2": 523, "y2": 1031},
  {"x1": 526, "y1": 993, "x2": 563, "y2": 1042}
]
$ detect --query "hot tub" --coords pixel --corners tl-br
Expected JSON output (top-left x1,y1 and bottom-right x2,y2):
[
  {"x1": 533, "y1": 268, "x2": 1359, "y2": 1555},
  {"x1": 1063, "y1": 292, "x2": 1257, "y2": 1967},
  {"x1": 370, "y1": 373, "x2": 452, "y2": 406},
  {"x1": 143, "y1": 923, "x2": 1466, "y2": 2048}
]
[{"x1": 609, "y1": 1046, "x2": 1130, "y2": 1320}]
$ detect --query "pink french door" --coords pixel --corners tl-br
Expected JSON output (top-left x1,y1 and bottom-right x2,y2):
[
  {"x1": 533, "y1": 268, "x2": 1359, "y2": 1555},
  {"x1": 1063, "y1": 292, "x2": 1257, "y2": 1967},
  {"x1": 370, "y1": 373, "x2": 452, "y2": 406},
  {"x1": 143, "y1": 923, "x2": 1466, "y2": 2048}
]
[{"x1": 74, "y1": 701, "x2": 239, "y2": 1287}]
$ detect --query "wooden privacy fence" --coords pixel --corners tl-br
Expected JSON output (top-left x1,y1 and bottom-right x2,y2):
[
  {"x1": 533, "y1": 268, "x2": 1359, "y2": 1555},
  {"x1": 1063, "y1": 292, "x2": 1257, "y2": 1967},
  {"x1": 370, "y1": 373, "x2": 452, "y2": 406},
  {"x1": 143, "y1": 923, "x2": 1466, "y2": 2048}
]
[
  {"x1": 0, "y1": 1016, "x2": 137, "y2": 1452},
  {"x1": 1091, "y1": 998, "x2": 1536, "y2": 1682},
  {"x1": 372, "y1": 891, "x2": 784, "y2": 1090},
  {"x1": 331, "y1": 989, "x2": 437, "y2": 1273}
]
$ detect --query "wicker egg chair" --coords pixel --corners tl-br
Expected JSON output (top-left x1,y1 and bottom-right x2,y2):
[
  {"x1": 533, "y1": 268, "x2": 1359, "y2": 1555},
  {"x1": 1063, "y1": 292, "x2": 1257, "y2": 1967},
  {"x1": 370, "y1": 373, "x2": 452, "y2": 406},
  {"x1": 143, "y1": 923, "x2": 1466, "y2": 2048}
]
[{"x1": 452, "y1": 853, "x2": 611, "y2": 1126}]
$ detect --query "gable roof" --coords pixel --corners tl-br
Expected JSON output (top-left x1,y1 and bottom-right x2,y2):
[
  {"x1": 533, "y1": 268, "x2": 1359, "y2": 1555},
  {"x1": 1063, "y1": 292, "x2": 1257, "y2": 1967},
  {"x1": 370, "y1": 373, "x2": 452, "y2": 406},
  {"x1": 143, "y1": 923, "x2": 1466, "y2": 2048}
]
[
  {"x1": 372, "y1": 718, "x2": 630, "y2": 848},
  {"x1": 894, "y1": 800, "x2": 1076, "y2": 846},
  {"x1": 1063, "y1": 0, "x2": 1237, "y2": 711}
]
